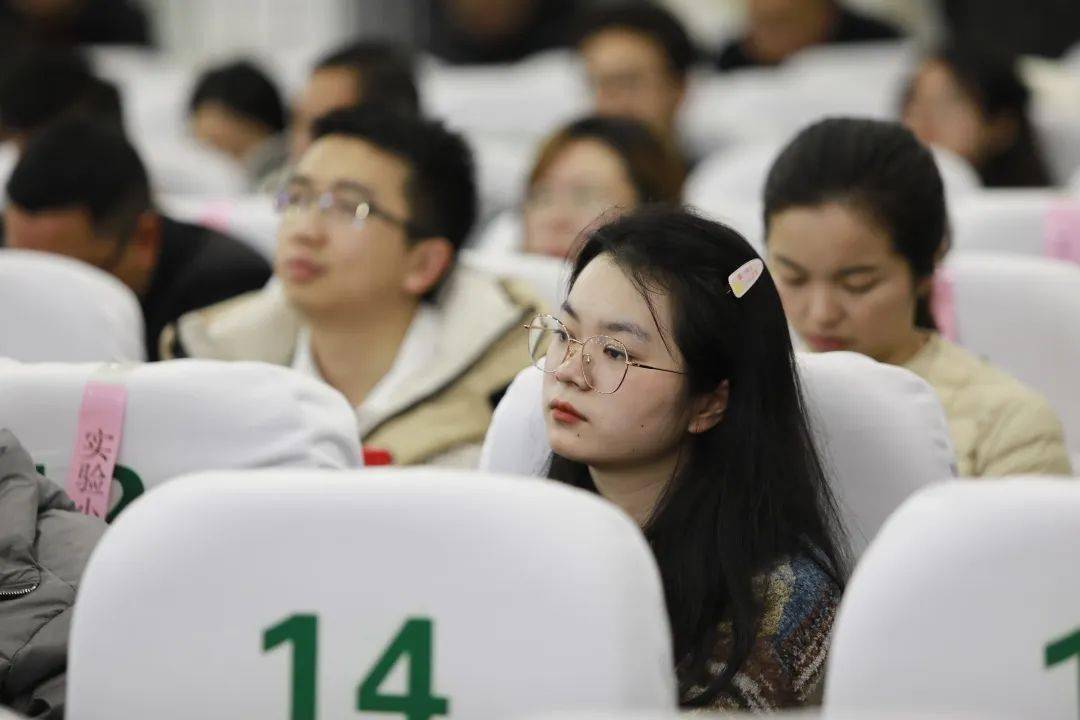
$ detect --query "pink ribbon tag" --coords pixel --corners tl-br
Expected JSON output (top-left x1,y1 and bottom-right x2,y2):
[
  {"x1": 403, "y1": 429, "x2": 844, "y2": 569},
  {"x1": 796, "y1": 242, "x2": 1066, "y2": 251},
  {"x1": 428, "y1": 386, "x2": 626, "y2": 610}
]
[
  {"x1": 66, "y1": 381, "x2": 127, "y2": 518},
  {"x1": 1044, "y1": 202, "x2": 1080, "y2": 264},
  {"x1": 931, "y1": 268, "x2": 959, "y2": 343},
  {"x1": 198, "y1": 199, "x2": 235, "y2": 234}
]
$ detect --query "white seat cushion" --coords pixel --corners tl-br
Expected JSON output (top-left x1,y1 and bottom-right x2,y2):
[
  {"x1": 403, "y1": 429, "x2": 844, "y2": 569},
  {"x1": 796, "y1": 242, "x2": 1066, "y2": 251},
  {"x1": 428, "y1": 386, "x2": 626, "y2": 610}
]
[
  {"x1": 159, "y1": 193, "x2": 279, "y2": 260},
  {"x1": 68, "y1": 468, "x2": 676, "y2": 719},
  {"x1": 826, "y1": 478, "x2": 1080, "y2": 718},
  {"x1": 0, "y1": 359, "x2": 361, "y2": 519},
  {"x1": 480, "y1": 351, "x2": 955, "y2": 559},
  {"x1": 0, "y1": 249, "x2": 144, "y2": 362}
]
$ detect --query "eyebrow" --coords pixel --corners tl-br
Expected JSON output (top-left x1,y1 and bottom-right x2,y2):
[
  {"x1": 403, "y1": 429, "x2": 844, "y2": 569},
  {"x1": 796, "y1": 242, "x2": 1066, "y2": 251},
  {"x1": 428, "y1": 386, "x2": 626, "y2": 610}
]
[
  {"x1": 560, "y1": 302, "x2": 651, "y2": 342},
  {"x1": 285, "y1": 176, "x2": 374, "y2": 197},
  {"x1": 772, "y1": 254, "x2": 880, "y2": 278}
]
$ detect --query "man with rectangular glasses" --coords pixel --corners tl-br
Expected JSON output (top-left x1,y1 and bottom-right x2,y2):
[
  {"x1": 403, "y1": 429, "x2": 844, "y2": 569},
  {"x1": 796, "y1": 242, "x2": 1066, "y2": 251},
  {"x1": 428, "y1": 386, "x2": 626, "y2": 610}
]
[{"x1": 164, "y1": 105, "x2": 540, "y2": 466}]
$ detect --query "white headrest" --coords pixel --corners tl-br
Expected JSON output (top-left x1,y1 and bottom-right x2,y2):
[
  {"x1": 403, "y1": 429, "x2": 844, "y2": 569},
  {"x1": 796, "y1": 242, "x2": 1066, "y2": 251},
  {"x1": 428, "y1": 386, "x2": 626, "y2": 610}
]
[
  {"x1": 68, "y1": 469, "x2": 676, "y2": 719},
  {"x1": 940, "y1": 251, "x2": 1080, "y2": 463},
  {"x1": 459, "y1": 249, "x2": 569, "y2": 312},
  {"x1": 472, "y1": 209, "x2": 525, "y2": 254},
  {"x1": 0, "y1": 249, "x2": 144, "y2": 362},
  {"x1": 950, "y1": 190, "x2": 1070, "y2": 257},
  {"x1": 684, "y1": 140, "x2": 980, "y2": 212},
  {"x1": 158, "y1": 193, "x2": 279, "y2": 260},
  {"x1": 0, "y1": 359, "x2": 360, "y2": 519},
  {"x1": 826, "y1": 478, "x2": 1080, "y2": 718},
  {"x1": 480, "y1": 352, "x2": 955, "y2": 559},
  {"x1": 136, "y1": 136, "x2": 247, "y2": 196}
]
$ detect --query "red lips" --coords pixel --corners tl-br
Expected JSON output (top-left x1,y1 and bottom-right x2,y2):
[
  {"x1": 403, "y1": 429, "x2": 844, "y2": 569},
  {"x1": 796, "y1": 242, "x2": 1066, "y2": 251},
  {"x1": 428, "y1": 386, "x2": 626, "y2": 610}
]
[{"x1": 549, "y1": 399, "x2": 587, "y2": 424}]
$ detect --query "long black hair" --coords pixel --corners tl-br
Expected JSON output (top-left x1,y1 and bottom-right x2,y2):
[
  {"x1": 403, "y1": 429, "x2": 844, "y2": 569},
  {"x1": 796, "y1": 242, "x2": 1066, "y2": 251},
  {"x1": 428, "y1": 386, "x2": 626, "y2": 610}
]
[
  {"x1": 547, "y1": 205, "x2": 847, "y2": 707},
  {"x1": 763, "y1": 117, "x2": 949, "y2": 330}
]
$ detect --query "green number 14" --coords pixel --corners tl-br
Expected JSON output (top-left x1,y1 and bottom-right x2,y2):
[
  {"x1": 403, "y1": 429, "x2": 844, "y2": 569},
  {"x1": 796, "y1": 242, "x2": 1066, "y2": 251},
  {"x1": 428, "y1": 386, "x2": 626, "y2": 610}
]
[{"x1": 263, "y1": 614, "x2": 449, "y2": 720}]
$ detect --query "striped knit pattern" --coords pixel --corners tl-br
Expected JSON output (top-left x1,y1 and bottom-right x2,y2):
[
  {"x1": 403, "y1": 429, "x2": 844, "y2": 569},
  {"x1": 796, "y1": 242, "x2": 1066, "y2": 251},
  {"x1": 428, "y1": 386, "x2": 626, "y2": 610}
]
[{"x1": 683, "y1": 554, "x2": 841, "y2": 712}]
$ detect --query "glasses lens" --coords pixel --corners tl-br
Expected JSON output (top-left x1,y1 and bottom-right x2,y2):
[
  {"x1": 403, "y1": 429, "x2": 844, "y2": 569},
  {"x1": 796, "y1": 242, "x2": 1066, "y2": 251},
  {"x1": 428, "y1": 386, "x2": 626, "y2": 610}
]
[
  {"x1": 527, "y1": 316, "x2": 568, "y2": 371},
  {"x1": 582, "y1": 336, "x2": 628, "y2": 394}
]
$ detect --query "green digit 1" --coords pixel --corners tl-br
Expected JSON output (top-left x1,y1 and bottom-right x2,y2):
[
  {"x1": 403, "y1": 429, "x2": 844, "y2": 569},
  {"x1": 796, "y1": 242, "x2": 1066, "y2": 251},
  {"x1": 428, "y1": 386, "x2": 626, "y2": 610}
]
[
  {"x1": 264, "y1": 614, "x2": 318, "y2": 720},
  {"x1": 357, "y1": 618, "x2": 449, "y2": 720},
  {"x1": 1045, "y1": 626, "x2": 1080, "y2": 716}
]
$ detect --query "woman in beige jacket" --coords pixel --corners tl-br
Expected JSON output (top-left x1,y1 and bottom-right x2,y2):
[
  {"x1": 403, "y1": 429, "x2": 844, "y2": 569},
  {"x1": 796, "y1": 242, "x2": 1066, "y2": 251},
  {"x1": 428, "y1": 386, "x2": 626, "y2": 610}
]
[{"x1": 760, "y1": 117, "x2": 1071, "y2": 477}]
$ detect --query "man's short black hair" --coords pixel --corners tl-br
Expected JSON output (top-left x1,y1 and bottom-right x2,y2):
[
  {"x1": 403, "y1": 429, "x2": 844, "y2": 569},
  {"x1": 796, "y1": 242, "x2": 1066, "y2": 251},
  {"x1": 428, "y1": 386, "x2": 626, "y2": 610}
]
[
  {"x1": 189, "y1": 59, "x2": 286, "y2": 133},
  {"x1": 7, "y1": 117, "x2": 151, "y2": 240},
  {"x1": 314, "y1": 40, "x2": 420, "y2": 116},
  {"x1": 311, "y1": 105, "x2": 476, "y2": 253},
  {"x1": 0, "y1": 47, "x2": 124, "y2": 136},
  {"x1": 576, "y1": 2, "x2": 698, "y2": 78}
]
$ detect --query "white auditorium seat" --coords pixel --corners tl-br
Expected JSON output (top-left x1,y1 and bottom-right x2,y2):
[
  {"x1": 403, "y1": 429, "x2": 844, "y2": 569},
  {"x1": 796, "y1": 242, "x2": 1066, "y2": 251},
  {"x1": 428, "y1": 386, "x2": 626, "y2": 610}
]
[
  {"x1": 159, "y1": 193, "x2": 279, "y2": 260},
  {"x1": 0, "y1": 359, "x2": 361, "y2": 520},
  {"x1": 826, "y1": 479, "x2": 1080, "y2": 719},
  {"x1": 933, "y1": 252, "x2": 1080, "y2": 467},
  {"x1": 460, "y1": 249, "x2": 569, "y2": 312},
  {"x1": 480, "y1": 352, "x2": 955, "y2": 559},
  {"x1": 136, "y1": 136, "x2": 247, "y2": 197},
  {"x1": 0, "y1": 249, "x2": 144, "y2": 362},
  {"x1": 420, "y1": 50, "x2": 588, "y2": 142},
  {"x1": 949, "y1": 190, "x2": 1080, "y2": 260},
  {"x1": 67, "y1": 468, "x2": 677, "y2": 719},
  {"x1": 472, "y1": 209, "x2": 525, "y2": 254},
  {"x1": 685, "y1": 139, "x2": 980, "y2": 219}
]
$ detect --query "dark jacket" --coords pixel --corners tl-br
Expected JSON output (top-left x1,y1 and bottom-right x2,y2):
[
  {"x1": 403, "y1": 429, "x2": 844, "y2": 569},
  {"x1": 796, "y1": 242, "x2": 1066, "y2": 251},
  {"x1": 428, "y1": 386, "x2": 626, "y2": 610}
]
[
  {"x1": 0, "y1": 430, "x2": 106, "y2": 719},
  {"x1": 142, "y1": 216, "x2": 271, "y2": 360}
]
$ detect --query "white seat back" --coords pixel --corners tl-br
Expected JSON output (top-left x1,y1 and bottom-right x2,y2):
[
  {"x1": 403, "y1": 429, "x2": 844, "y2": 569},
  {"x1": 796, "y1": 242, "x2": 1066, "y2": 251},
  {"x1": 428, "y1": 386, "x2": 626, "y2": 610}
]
[
  {"x1": 158, "y1": 193, "x2": 279, "y2": 260},
  {"x1": 472, "y1": 209, "x2": 525, "y2": 254},
  {"x1": 68, "y1": 468, "x2": 677, "y2": 719},
  {"x1": 459, "y1": 249, "x2": 569, "y2": 312},
  {"x1": 950, "y1": 190, "x2": 1080, "y2": 260},
  {"x1": 685, "y1": 140, "x2": 980, "y2": 228},
  {"x1": 0, "y1": 249, "x2": 144, "y2": 362},
  {"x1": 480, "y1": 352, "x2": 955, "y2": 559},
  {"x1": 826, "y1": 479, "x2": 1080, "y2": 719},
  {"x1": 935, "y1": 252, "x2": 1080, "y2": 464},
  {"x1": 0, "y1": 359, "x2": 360, "y2": 520},
  {"x1": 136, "y1": 136, "x2": 247, "y2": 196}
]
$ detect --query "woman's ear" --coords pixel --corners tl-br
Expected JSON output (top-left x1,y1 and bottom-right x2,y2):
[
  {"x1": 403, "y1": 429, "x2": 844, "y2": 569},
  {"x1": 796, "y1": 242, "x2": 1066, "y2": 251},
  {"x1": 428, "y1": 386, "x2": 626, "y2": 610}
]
[{"x1": 688, "y1": 379, "x2": 729, "y2": 434}]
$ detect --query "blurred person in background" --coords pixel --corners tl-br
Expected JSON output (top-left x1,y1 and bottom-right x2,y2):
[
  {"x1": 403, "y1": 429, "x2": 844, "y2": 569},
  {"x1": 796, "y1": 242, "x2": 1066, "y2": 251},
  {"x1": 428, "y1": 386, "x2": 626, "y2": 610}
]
[
  {"x1": 901, "y1": 45, "x2": 1051, "y2": 189},
  {"x1": 189, "y1": 59, "x2": 288, "y2": 190},
  {"x1": 422, "y1": 0, "x2": 584, "y2": 64},
  {"x1": 164, "y1": 106, "x2": 540, "y2": 467},
  {"x1": 0, "y1": 0, "x2": 149, "y2": 49},
  {"x1": 4, "y1": 118, "x2": 271, "y2": 360},
  {"x1": 523, "y1": 115, "x2": 683, "y2": 258},
  {"x1": 0, "y1": 46, "x2": 121, "y2": 149},
  {"x1": 763, "y1": 117, "x2": 1070, "y2": 477},
  {"x1": 288, "y1": 39, "x2": 419, "y2": 166},
  {"x1": 716, "y1": 0, "x2": 900, "y2": 71},
  {"x1": 575, "y1": 2, "x2": 697, "y2": 167}
]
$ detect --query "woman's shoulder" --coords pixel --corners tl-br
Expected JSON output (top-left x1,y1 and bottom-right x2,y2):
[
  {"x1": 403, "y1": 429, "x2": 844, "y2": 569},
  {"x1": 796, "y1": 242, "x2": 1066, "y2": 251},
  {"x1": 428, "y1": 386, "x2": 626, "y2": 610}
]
[
  {"x1": 756, "y1": 553, "x2": 842, "y2": 643},
  {"x1": 911, "y1": 335, "x2": 1058, "y2": 422}
]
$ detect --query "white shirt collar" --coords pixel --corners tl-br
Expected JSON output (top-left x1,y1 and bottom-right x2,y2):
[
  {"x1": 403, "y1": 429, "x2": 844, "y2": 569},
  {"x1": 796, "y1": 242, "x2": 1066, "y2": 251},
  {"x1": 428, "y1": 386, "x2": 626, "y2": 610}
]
[{"x1": 291, "y1": 304, "x2": 441, "y2": 435}]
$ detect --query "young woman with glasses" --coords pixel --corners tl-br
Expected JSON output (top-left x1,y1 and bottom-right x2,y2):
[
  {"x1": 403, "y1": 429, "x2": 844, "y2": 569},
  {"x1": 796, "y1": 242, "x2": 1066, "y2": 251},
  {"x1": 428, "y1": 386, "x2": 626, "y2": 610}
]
[{"x1": 523, "y1": 206, "x2": 847, "y2": 710}]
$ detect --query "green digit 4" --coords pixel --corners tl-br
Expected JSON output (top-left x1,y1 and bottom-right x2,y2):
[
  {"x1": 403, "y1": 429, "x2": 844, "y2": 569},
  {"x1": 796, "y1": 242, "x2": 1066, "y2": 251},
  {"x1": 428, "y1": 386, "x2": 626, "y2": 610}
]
[
  {"x1": 264, "y1": 614, "x2": 318, "y2": 720},
  {"x1": 357, "y1": 618, "x2": 450, "y2": 720}
]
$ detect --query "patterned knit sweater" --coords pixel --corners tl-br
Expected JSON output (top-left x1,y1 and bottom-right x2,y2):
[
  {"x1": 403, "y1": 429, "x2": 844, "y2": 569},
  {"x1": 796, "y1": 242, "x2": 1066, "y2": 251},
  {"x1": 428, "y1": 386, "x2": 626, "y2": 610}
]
[{"x1": 682, "y1": 554, "x2": 841, "y2": 711}]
